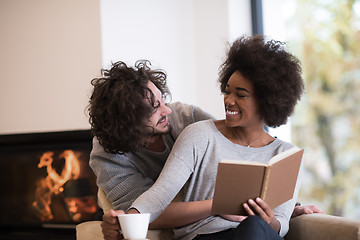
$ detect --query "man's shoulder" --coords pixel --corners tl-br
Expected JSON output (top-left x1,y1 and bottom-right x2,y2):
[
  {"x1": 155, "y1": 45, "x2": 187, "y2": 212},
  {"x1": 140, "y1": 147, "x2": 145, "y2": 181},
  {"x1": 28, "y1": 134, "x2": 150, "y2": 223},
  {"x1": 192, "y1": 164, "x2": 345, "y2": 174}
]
[
  {"x1": 168, "y1": 101, "x2": 214, "y2": 122},
  {"x1": 90, "y1": 137, "x2": 134, "y2": 165},
  {"x1": 168, "y1": 102, "x2": 213, "y2": 138},
  {"x1": 168, "y1": 101, "x2": 192, "y2": 112}
]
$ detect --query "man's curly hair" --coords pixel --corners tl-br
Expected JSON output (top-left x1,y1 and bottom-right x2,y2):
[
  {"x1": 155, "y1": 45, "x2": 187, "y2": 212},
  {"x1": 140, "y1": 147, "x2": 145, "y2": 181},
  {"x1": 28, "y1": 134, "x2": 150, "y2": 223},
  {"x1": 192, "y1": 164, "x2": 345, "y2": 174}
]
[
  {"x1": 218, "y1": 35, "x2": 305, "y2": 127},
  {"x1": 87, "y1": 60, "x2": 171, "y2": 154}
]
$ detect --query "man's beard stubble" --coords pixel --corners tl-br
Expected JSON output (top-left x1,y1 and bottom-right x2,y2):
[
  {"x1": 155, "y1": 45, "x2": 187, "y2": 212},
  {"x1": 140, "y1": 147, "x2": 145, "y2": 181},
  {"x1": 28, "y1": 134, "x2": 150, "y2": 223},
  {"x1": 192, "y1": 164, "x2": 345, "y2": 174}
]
[{"x1": 145, "y1": 121, "x2": 172, "y2": 137}]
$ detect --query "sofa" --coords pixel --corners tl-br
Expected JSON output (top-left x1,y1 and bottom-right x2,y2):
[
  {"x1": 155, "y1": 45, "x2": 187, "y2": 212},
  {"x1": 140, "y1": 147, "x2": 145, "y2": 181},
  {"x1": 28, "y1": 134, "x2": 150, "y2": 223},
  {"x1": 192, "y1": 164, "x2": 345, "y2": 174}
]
[{"x1": 76, "y1": 190, "x2": 360, "y2": 240}]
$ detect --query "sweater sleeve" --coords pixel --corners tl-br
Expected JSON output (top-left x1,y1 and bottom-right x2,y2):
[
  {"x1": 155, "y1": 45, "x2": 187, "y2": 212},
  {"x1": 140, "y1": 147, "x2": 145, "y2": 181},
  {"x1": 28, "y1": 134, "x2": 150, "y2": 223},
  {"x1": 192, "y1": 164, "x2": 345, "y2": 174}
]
[
  {"x1": 89, "y1": 138, "x2": 154, "y2": 211},
  {"x1": 129, "y1": 122, "x2": 207, "y2": 222},
  {"x1": 130, "y1": 151, "x2": 194, "y2": 222}
]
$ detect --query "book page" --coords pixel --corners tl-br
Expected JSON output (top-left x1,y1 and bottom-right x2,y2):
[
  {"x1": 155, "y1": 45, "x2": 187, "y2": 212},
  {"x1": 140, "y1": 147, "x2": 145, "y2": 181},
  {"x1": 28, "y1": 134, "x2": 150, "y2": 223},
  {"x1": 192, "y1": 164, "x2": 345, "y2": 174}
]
[
  {"x1": 220, "y1": 159, "x2": 266, "y2": 166},
  {"x1": 268, "y1": 146, "x2": 300, "y2": 165},
  {"x1": 262, "y1": 149, "x2": 303, "y2": 209}
]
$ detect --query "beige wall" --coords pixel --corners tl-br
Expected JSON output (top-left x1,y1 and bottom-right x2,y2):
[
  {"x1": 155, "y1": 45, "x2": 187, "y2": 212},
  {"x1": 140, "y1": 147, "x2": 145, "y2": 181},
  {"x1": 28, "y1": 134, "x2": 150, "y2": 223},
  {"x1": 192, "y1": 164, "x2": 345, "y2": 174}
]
[
  {"x1": 0, "y1": 0, "x2": 102, "y2": 134},
  {"x1": 100, "y1": 0, "x2": 251, "y2": 120},
  {"x1": 0, "y1": 0, "x2": 251, "y2": 135}
]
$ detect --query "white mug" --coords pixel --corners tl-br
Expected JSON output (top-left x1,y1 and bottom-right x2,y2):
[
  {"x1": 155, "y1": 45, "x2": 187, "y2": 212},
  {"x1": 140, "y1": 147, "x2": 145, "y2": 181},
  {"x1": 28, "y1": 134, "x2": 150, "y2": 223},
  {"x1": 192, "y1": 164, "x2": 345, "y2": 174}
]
[{"x1": 118, "y1": 213, "x2": 150, "y2": 240}]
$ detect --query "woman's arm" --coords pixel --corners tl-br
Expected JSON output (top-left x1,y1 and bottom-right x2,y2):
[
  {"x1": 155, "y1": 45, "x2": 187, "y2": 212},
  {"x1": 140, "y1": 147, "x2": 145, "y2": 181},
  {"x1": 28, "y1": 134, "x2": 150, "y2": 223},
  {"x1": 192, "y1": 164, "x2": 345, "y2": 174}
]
[
  {"x1": 102, "y1": 199, "x2": 213, "y2": 240},
  {"x1": 129, "y1": 155, "x2": 195, "y2": 222},
  {"x1": 149, "y1": 199, "x2": 213, "y2": 229}
]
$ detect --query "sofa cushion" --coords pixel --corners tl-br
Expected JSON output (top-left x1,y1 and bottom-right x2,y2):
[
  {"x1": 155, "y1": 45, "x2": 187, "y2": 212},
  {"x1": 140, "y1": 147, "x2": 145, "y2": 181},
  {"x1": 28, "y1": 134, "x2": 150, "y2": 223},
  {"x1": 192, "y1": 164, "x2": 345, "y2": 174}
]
[{"x1": 285, "y1": 213, "x2": 360, "y2": 240}]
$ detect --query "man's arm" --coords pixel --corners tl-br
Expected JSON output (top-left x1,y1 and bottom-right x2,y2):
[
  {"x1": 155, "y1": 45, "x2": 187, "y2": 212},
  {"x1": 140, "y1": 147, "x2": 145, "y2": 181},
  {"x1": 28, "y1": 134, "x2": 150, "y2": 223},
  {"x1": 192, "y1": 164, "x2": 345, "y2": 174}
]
[{"x1": 89, "y1": 138, "x2": 157, "y2": 210}]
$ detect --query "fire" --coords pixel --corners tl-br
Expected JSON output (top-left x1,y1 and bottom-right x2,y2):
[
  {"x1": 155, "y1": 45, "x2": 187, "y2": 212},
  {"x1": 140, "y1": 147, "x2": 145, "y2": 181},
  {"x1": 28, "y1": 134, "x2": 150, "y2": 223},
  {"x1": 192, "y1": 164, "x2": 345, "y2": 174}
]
[{"x1": 32, "y1": 150, "x2": 81, "y2": 221}]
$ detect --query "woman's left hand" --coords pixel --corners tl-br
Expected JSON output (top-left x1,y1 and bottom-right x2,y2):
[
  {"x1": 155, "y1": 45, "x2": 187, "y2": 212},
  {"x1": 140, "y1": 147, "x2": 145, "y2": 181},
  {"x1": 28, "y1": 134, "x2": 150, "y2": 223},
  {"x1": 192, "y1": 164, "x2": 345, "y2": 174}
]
[
  {"x1": 220, "y1": 214, "x2": 248, "y2": 222},
  {"x1": 243, "y1": 197, "x2": 280, "y2": 232}
]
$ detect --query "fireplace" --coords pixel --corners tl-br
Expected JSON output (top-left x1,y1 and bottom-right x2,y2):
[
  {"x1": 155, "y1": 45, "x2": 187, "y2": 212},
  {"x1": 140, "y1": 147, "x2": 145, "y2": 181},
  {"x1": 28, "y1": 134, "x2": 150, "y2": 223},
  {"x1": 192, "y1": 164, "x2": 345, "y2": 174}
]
[{"x1": 0, "y1": 130, "x2": 99, "y2": 240}]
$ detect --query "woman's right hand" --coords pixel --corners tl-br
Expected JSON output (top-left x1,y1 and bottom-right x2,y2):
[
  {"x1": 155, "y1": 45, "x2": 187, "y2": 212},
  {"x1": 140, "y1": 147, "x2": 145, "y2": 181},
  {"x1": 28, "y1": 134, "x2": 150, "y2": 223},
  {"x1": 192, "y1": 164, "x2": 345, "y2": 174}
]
[{"x1": 102, "y1": 209, "x2": 125, "y2": 240}]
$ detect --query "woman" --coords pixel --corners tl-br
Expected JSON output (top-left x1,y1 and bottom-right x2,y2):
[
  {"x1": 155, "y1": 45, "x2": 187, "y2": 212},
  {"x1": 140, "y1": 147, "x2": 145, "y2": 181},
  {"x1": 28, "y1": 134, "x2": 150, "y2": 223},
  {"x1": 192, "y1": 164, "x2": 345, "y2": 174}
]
[{"x1": 127, "y1": 35, "x2": 305, "y2": 240}]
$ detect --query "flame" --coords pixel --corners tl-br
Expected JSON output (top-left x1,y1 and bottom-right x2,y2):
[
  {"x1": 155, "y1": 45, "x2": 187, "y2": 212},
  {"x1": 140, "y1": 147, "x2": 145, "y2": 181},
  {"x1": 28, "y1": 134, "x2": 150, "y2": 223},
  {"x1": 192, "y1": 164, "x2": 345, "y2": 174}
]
[{"x1": 32, "y1": 150, "x2": 81, "y2": 221}]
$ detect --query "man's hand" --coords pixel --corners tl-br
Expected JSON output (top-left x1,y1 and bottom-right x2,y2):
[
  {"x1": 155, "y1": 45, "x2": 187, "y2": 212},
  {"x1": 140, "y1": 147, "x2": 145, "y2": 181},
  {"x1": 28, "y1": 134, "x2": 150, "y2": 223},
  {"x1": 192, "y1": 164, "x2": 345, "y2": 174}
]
[
  {"x1": 243, "y1": 198, "x2": 280, "y2": 233},
  {"x1": 292, "y1": 205, "x2": 325, "y2": 218},
  {"x1": 101, "y1": 209, "x2": 125, "y2": 240}
]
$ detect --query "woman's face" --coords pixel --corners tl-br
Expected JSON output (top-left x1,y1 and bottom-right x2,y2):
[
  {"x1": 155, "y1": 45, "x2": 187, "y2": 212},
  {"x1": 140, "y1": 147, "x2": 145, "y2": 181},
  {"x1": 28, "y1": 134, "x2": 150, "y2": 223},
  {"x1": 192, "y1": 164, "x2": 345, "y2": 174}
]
[{"x1": 223, "y1": 71, "x2": 263, "y2": 128}]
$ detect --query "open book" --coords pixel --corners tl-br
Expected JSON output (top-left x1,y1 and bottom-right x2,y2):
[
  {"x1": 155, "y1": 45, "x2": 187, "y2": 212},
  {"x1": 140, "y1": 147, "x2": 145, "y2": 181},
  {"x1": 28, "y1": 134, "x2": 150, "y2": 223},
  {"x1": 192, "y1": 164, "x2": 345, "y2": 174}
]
[{"x1": 211, "y1": 147, "x2": 304, "y2": 215}]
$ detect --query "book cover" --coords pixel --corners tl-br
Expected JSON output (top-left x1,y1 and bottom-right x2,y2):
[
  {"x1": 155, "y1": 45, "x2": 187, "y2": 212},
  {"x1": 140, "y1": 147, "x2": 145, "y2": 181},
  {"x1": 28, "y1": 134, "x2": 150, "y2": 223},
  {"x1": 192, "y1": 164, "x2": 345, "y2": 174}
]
[{"x1": 211, "y1": 147, "x2": 303, "y2": 215}]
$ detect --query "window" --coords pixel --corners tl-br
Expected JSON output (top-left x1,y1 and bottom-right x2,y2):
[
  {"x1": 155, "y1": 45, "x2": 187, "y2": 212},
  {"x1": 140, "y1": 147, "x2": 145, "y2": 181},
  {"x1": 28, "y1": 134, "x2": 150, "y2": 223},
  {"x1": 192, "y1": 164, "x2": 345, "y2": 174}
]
[{"x1": 263, "y1": 0, "x2": 360, "y2": 219}]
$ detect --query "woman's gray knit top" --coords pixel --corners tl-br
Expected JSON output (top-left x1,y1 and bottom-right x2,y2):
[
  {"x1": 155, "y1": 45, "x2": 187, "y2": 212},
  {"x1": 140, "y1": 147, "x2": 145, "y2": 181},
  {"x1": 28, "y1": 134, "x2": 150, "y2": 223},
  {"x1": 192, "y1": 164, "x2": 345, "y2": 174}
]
[{"x1": 131, "y1": 119, "x2": 302, "y2": 240}]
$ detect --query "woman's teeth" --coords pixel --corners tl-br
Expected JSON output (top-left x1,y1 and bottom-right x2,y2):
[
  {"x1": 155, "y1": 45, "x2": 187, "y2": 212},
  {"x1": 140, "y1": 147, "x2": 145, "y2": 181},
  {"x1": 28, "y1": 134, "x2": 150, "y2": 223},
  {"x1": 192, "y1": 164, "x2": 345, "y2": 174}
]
[{"x1": 226, "y1": 110, "x2": 239, "y2": 115}]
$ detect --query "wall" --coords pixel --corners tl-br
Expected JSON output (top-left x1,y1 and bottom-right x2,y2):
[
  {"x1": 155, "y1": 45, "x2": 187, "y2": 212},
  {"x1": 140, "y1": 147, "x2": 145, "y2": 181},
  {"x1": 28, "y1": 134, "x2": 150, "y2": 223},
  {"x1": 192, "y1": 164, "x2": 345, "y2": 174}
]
[
  {"x1": 0, "y1": 0, "x2": 251, "y2": 134},
  {"x1": 100, "y1": 0, "x2": 251, "y2": 119},
  {"x1": 0, "y1": 0, "x2": 102, "y2": 134}
]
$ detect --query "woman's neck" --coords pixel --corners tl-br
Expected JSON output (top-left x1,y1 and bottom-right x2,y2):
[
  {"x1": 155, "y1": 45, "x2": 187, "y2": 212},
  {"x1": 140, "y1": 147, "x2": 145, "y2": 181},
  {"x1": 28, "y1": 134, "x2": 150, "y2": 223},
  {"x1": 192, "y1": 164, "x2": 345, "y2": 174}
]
[
  {"x1": 231, "y1": 127, "x2": 265, "y2": 147},
  {"x1": 214, "y1": 120, "x2": 274, "y2": 148}
]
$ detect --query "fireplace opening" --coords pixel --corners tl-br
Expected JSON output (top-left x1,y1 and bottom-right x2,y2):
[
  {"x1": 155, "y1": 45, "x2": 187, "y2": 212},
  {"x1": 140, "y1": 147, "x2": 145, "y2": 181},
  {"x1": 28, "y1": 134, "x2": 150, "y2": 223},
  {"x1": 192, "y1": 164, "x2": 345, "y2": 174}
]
[{"x1": 0, "y1": 130, "x2": 99, "y2": 239}]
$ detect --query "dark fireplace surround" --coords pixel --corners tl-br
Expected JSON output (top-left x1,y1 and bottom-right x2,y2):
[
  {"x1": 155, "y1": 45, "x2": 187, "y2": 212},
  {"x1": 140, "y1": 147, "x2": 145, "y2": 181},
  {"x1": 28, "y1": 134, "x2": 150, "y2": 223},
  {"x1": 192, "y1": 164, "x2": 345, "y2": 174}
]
[{"x1": 0, "y1": 129, "x2": 99, "y2": 240}]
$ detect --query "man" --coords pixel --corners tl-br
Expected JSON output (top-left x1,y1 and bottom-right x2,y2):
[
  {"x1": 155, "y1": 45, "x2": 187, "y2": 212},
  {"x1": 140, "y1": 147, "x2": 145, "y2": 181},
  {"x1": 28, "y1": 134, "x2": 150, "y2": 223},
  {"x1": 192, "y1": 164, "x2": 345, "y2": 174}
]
[
  {"x1": 88, "y1": 60, "x2": 324, "y2": 240},
  {"x1": 88, "y1": 60, "x2": 219, "y2": 239}
]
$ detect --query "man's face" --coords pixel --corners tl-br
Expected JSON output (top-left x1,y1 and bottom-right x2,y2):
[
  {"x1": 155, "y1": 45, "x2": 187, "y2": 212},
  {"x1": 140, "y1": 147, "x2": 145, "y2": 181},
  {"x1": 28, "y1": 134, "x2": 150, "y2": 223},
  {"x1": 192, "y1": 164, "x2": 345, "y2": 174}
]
[{"x1": 144, "y1": 81, "x2": 172, "y2": 135}]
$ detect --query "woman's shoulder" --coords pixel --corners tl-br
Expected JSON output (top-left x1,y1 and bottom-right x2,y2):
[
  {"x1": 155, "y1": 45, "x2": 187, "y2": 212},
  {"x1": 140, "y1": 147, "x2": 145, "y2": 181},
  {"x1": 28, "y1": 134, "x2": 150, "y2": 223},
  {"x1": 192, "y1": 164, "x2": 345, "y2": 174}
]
[
  {"x1": 272, "y1": 137, "x2": 298, "y2": 152},
  {"x1": 177, "y1": 119, "x2": 216, "y2": 139}
]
